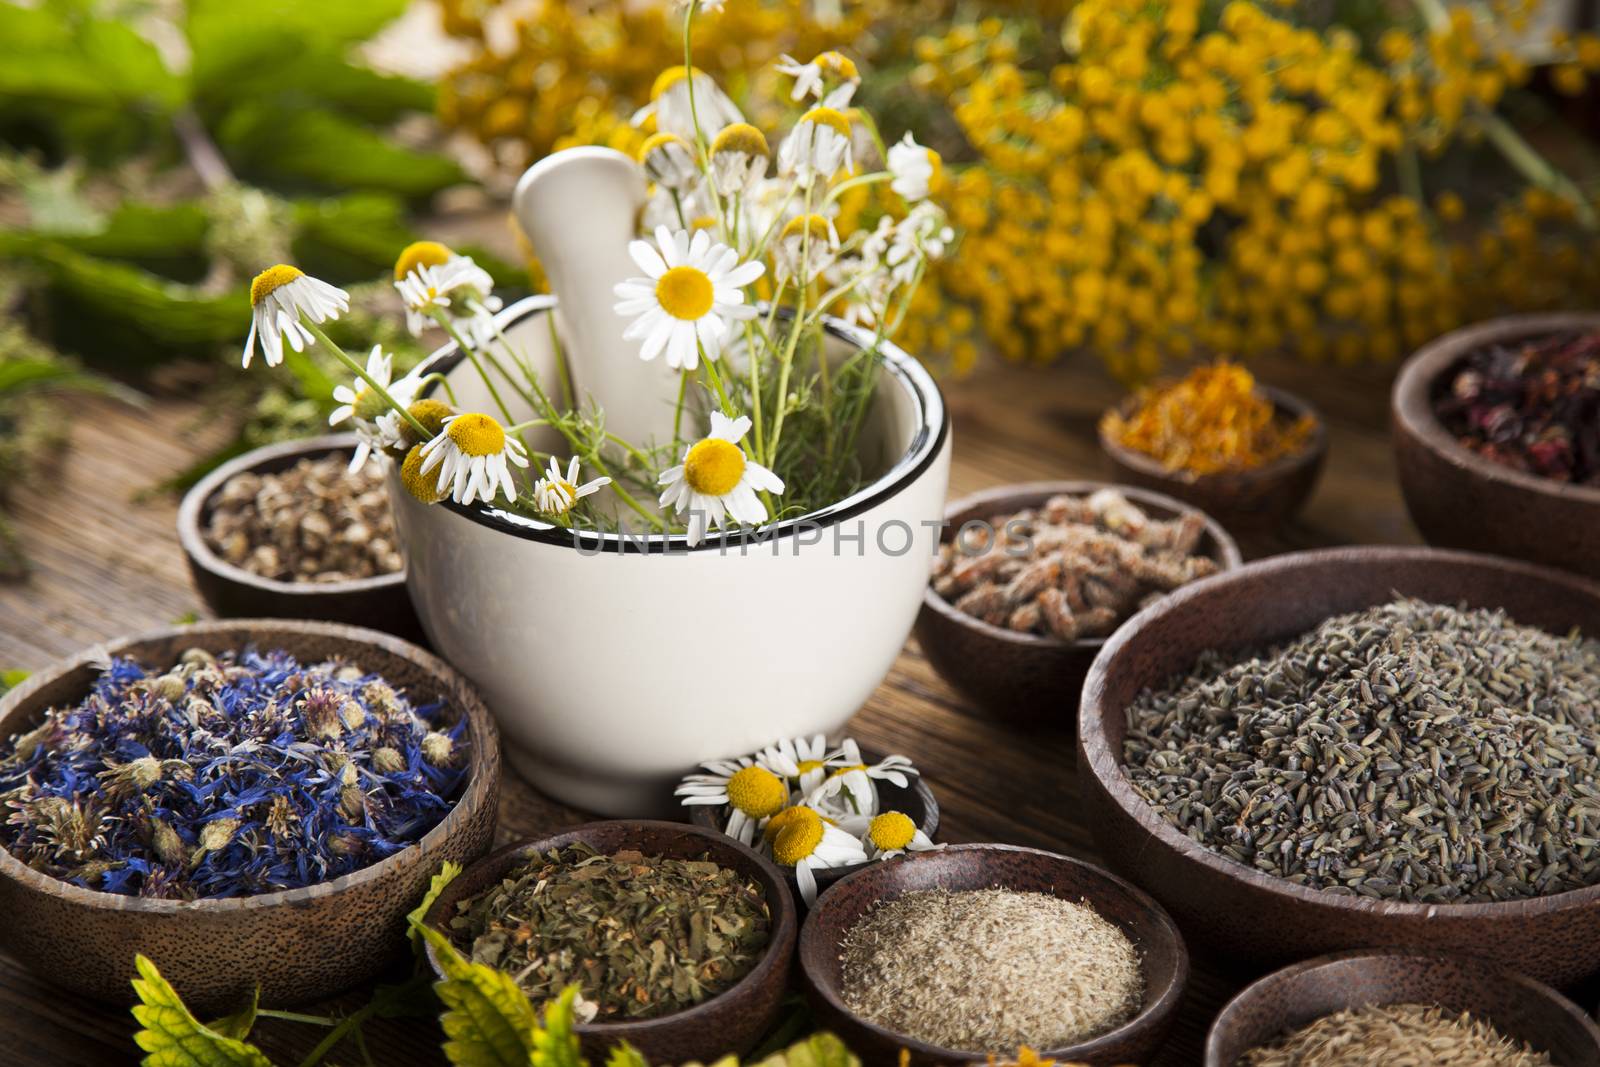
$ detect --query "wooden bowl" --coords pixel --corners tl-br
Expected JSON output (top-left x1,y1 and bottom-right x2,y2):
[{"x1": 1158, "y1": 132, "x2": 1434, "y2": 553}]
[
  {"x1": 1099, "y1": 384, "x2": 1327, "y2": 532},
  {"x1": 686, "y1": 745, "x2": 940, "y2": 897},
  {"x1": 798, "y1": 844, "x2": 1188, "y2": 1066},
  {"x1": 421, "y1": 820, "x2": 796, "y2": 1064},
  {"x1": 0, "y1": 619, "x2": 499, "y2": 1013},
  {"x1": 915, "y1": 482, "x2": 1242, "y2": 725},
  {"x1": 1205, "y1": 950, "x2": 1600, "y2": 1066},
  {"x1": 1393, "y1": 312, "x2": 1600, "y2": 581},
  {"x1": 178, "y1": 434, "x2": 424, "y2": 641},
  {"x1": 1079, "y1": 546, "x2": 1600, "y2": 986}
]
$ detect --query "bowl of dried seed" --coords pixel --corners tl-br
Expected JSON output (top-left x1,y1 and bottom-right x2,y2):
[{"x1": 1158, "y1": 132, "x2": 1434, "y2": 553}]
[
  {"x1": 1205, "y1": 950, "x2": 1600, "y2": 1067},
  {"x1": 1080, "y1": 545, "x2": 1600, "y2": 986},
  {"x1": 420, "y1": 820, "x2": 796, "y2": 1066},
  {"x1": 798, "y1": 843, "x2": 1187, "y2": 1066},
  {"x1": 178, "y1": 434, "x2": 423, "y2": 640},
  {"x1": 916, "y1": 481, "x2": 1241, "y2": 724}
]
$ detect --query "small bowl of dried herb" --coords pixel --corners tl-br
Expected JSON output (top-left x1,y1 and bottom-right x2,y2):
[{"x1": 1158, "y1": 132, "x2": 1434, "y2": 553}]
[
  {"x1": 0, "y1": 618, "x2": 499, "y2": 1013},
  {"x1": 916, "y1": 482, "x2": 1241, "y2": 724},
  {"x1": 798, "y1": 843, "x2": 1188, "y2": 1066},
  {"x1": 1098, "y1": 361, "x2": 1326, "y2": 533},
  {"x1": 178, "y1": 434, "x2": 424, "y2": 640},
  {"x1": 1393, "y1": 312, "x2": 1600, "y2": 581},
  {"x1": 1205, "y1": 950, "x2": 1600, "y2": 1066},
  {"x1": 420, "y1": 819, "x2": 796, "y2": 1065}
]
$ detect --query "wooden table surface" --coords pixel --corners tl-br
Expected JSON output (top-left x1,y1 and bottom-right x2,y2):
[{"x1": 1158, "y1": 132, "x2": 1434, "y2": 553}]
[{"x1": 0, "y1": 354, "x2": 1424, "y2": 1066}]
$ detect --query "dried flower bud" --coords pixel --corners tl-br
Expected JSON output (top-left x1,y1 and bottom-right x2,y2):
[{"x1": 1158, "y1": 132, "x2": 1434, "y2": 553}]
[
  {"x1": 98, "y1": 756, "x2": 163, "y2": 801},
  {"x1": 149, "y1": 673, "x2": 187, "y2": 703},
  {"x1": 339, "y1": 698, "x2": 367, "y2": 731},
  {"x1": 300, "y1": 689, "x2": 345, "y2": 741},
  {"x1": 197, "y1": 818, "x2": 240, "y2": 854},
  {"x1": 339, "y1": 785, "x2": 367, "y2": 820},
  {"x1": 421, "y1": 731, "x2": 454, "y2": 766},
  {"x1": 179, "y1": 648, "x2": 216, "y2": 669},
  {"x1": 340, "y1": 762, "x2": 359, "y2": 788},
  {"x1": 148, "y1": 817, "x2": 188, "y2": 867},
  {"x1": 328, "y1": 832, "x2": 364, "y2": 857},
  {"x1": 335, "y1": 665, "x2": 363, "y2": 683},
  {"x1": 372, "y1": 746, "x2": 406, "y2": 775},
  {"x1": 10, "y1": 720, "x2": 55, "y2": 762}
]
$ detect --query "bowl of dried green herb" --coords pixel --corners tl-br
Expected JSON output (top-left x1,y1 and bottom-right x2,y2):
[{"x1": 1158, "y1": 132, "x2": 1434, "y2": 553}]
[
  {"x1": 420, "y1": 819, "x2": 796, "y2": 1065},
  {"x1": 1079, "y1": 545, "x2": 1600, "y2": 986},
  {"x1": 0, "y1": 619, "x2": 499, "y2": 1013},
  {"x1": 1205, "y1": 950, "x2": 1600, "y2": 1066},
  {"x1": 1393, "y1": 312, "x2": 1600, "y2": 581},
  {"x1": 798, "y1": 843, "x2": 1188, "y2": 1066}
]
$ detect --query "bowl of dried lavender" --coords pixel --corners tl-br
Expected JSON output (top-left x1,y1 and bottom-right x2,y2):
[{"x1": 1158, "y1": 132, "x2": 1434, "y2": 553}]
[
  {"x1": 0, "y1": 619, "x2": 498, "y2": 1013},
  {"x1": 916, "y1": 482, "x2": 1241, "y2": 724},
  {"x1": 178, "y1": 434, "x2": 423, "y2": 640},
  {"x1": 798, "y1": 843, "x2": 1188, "y2": 1066},
  {"x1": 1393, "y1": 312, "x2": 1600, "y2": 581},
  {"x1": 419, "y1": 820, "x2": 795, "y2": 1065},
  {"x1": 1205, "y1": 950, "x2": 1600, "y2": 1067},
  {"x1": 1080, "y1": 545, "x2": 1600, "y2": 986}
]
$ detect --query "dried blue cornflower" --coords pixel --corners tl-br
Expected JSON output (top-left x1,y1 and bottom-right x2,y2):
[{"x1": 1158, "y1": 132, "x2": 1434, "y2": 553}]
[{"x1": 0, "y1": 647, "x2": 469, "y2": 900}]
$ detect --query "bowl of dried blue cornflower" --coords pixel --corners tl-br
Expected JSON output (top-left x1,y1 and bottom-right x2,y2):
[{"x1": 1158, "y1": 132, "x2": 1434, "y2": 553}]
[{"x1": 0, "y1": 618, "x2": 499, "y2": 1013}]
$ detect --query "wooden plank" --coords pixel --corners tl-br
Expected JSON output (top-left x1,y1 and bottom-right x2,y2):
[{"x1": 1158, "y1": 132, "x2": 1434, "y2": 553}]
[{"x1": 0, "y1": 357, "x2": 1422, "y2": 1066}]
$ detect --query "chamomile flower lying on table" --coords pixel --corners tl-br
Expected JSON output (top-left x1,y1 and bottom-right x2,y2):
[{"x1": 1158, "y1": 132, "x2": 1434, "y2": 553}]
[{"x1": 677, "y1": 734, "x2": 934, "y2": 901}]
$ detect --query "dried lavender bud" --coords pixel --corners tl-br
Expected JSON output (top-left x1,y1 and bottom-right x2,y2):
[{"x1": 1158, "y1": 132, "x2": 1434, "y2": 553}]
[{"x1": 0, "y1": 648, "x2": 468, "y2": 899}]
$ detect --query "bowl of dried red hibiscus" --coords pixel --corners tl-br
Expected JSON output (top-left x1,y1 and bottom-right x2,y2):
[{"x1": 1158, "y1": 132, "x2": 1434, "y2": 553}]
[
  {"x1": 1393, "y1": 313, "x2": 1600, "y2": 581},
  {"x1": 915, "y1": 482, "x2": 1241, "y2": 724}
]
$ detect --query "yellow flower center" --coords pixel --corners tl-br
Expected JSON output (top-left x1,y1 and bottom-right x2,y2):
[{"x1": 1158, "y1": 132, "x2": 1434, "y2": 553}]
[
  {"x1": 868, "y1": 811, "x2": 916, "y2": 851},
  {"x1": 799, "y1": 106, "x2": 852, "y2": 140},
  {"x1": 780, "y1": 214, "x2": 832, "y2": 245},
  {"x1": 796, "y1": 759, "x2": 826, "y2": 776},
  {"x1": 352, "y1": 388, "x2": 388, "y2": 421},
  {"x1": 655, "y1": 265, "x2": 715, "y2": 320},
  {"x1": 638, "y1": 131, "x2": 689, "y2": 164},
  {"x1": 768, "y1": 806, "x2": 825, "y2": 866},
  {"x1": 651, "y1": 65, "x2": 700, "y2": 99},
  {"x1": 401, "y1": 445, "x2": 442, "y2": 504},
  {"x1": 404, "y1": 398, "x2": 455, "y2": 445},
  {"x1": 250, "y1": 265, "x2": 303, "y2": 307},
  {"x1": 689, "y1": 215, "x2": 718, "y2": 232},
  {"x1": 828, "y1": 763, "x2": 868, "y2": 778},
  {"x1": 815, "y1": 51, "x2": 859, "y2": 81},
  {"x1": 683, "y1": 437, "x2": 746, "y2": 496},
  {"x1": 446, "y1": 413, "x2": 506, "y2": 457},
  {"x1": 711, "y1": 123, "x2": 769, "y2": 160},
  {"x1": 726, "y1": 766, "x2": 787, "y2": 818},
  {"x1": 394, "y1": 240, "x2": 452, "y2": 281}
]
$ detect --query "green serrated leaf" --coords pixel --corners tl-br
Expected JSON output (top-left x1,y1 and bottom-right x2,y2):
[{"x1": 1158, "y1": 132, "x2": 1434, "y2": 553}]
[
  {"x1": 204, "y1": 986, "x2": 259, "y2": 1042},
  {"x1": 413, "y1": 921, "x2": 540, "y2": 1067},
  {"x1": 748, "y1": 1035, "x2": 859, "y2": 1067},
  {"x1": 407, "y1": 860, "x2": 463, "y2": 954},
  {"x1": 216, "y1": 104, "x2": 464, "y2": 198},
  {"x1": 531, "y1": 988, "x2": 584, "y2": 1067},
  {"x1": 130, "y1": 955, "x2": 276, "y2": 1067},
  {"x1": 603, "y1": 1044, "x2": 649, "y2": 1067}
]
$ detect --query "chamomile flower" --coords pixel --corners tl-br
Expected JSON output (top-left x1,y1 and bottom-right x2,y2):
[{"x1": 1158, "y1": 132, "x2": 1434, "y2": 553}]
[
  {"x1": 243, "y1": 265, "x2": 349, "y2": 369},
  {"x1": 708, "y1": 123, "x2": 770, "y2": 196},
  {"x1": 887, "y1": 202, "x2": 955, "y2": 285},
  {"x1": 757, "y1": 735, "x2": 836, "y2": 795},
  {"x1": 638, "y1": 132, "x2": 700, "y2": 192},
  {"x1": 854, "y1": 810, "x2": 940, "y2": 861},
  {"x1": 632, "y1": 66, "x2": 742, "y2": 140},
  {"x1": 329, "y1": 347, "x2": 422, "y2": 470},
  {"x1": 657, "y1": 411, "x2": 783, "y2": 546},
  {"x1": 416, "y1": 412, "x2": 529, "y2": 506},
  {"x1": 534, "y1": 456, "x2": 611, "y2": 518},
  {"x1": 773, "y1": 214, "x2": 840, "y2": 285},
  {"x1": 763, "y1": 805, "x2": 867, "y2": 904},
  {"x1": 612, "y1": 226, "x2": 765, "y2": 370},
  {"x1": 675, "y1": 757, "x2": 792, "y2": 845},
  {"x1": 394, "y1": 245, "x2": 502, "y2": 343},
  {"x1": 806, "y1": 738, "x2": 918, "y2": 817},
  {"x1": 887, "y1": 132, "x2": 940, "y2": 203},
  {"x1": 777, "y1": 106, "x2": 854, "y2": 183},
  {"x1": 775, "y1": 51, "x2": 860, "y2": 108}
]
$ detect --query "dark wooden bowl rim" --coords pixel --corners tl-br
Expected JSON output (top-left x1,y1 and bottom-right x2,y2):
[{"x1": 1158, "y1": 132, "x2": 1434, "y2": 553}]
[
  {"x1": 1081, "y1": 545, "x2": 1600, "y2": 920},
  {"x1": 922, "y1": 480, "x2": 1245, "y2": 652},
  {"x1": 1099, "y1": 383, "x2": 1328, "y2": 486},
  {"x1": 421, "y1": 820, "x2": 798, "y2": 1038},
  {"x1": 685, "y1": 743, "x2": 940, "y2": 883},
  {"x1": 801, "y1": 842, "x2": 1189, "y2": 1061},
  {"x1": 1393, "y1": 311, "x2": 1600, "y2": 506},
  {"x1": 1206, "y1": 948, "x2": 1600, "y2": 1063},
  {"x1": 0, "y1": 619, "x2": 496, "y2": 914},
  {"x1": 177, "y1": 433, "x2": 407, "y2": 597}
]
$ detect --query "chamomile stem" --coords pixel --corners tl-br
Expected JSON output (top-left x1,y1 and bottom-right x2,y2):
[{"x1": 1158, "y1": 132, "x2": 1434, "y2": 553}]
[
  {"x1": 304, "y1": 322, "x2": 429, "y2": 439},
  {"x1": 430, "y1": 312, "x2": 519, "y2": 427},
  {"x1": 673, "y1": 371, "x2": 689, "y2": 443},
  {"x1": 257, "y1": 1010, "x2": 336, "y2": 1026},
  {"x1": 825, "y1": 171, "x2": 892, "y2": 204},
  {"x1": 699, "y1": 348, "x2": 735, "y2": 416},
  {"x1": 765, "y1": 184, "x2": 814, "y2": 466},
  {"x1": 545, "y1": 313, "x2": 574, "y2": 410},
  {"x1": 745, "y1": 318, "x2": 765, "y2": 461}
]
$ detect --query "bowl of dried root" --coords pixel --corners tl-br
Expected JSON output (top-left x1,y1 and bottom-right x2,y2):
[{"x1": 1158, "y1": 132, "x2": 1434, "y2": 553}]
[
  {"x1": 915, "y1": 481, "x2": 1241, "y2": 724},
  {"x1": 179, "y1": 434, "x2": 423, "y2": 640}
]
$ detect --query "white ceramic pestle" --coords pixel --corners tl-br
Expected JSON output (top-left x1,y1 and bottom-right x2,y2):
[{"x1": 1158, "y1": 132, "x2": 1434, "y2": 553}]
[{"x1": 512, "y1": 146, "x2": 685, "y2": 452}]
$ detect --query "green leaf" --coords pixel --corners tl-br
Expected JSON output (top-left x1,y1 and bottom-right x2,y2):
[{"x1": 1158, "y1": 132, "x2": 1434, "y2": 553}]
[
  {"x1": 204, "y1": 987, "x2": 259, "y2": 1042},
  {"x1": 412, "y1": 922, "x2": 539, "y2": 1067},
  {"x1": 407, "y1": 860, "x2": 462, "y2": 954},
  {"x1": 291, "y1": 194, "x2": 417, "y2": 280},
  {"x1": 530, "y1": 988, "x2": 584, "y2": 1067},
  {"x1": 185, "y1": 0, "x2": 410, "y2": 61},
  {"x1": 216, "y1": 105, "x2": 464, "y2": 198},
  {"x1": 748, "y1": 1035, "x2": 860, "y2": 1067},
  {"x1": 194, "y1": 48, "x2": 433, "y2": 127},
  {"x1": 0, "y1": 669, "x2": 28, "y2": 695},
  {"x1": 130, "y1": 955, "x2": 276, "y2": 1067},
  {"x1": 603, "y1": 1044, "x2": 648, "y2": 1067}
]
